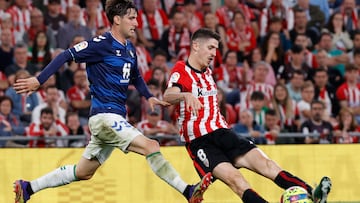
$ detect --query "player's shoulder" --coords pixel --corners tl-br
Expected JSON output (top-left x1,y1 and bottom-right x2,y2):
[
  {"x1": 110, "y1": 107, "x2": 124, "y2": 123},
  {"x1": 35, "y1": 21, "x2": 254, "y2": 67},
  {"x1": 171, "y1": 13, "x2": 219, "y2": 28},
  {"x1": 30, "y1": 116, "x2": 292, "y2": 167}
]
[{"x1": 171, "y1": 61, "x2": 187, "y2": 72}]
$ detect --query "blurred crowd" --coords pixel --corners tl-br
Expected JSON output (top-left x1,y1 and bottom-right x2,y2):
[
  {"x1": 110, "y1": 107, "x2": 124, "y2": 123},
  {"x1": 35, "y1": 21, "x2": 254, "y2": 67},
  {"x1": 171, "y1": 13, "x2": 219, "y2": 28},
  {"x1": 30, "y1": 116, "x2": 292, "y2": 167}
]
[{"x1": 1, "y1": 0, "x2": 360, "y2": 148}]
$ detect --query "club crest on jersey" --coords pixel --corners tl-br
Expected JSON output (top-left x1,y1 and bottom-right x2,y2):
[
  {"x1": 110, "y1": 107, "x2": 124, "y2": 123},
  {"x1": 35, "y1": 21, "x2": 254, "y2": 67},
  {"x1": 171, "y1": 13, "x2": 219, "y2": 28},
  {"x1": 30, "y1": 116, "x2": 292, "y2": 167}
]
[
  {"x1": 74, "y1": 41, "x2": 88, "y2": 52},
  {"x1": 169, "y1": 72, "x2": 180, "y2": 83}
]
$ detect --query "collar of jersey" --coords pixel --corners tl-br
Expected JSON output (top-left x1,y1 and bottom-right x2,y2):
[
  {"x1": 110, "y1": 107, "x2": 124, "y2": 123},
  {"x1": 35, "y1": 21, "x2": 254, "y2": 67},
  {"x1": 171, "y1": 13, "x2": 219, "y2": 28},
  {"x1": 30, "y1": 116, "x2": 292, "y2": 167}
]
[{"x1": 186, "y1": 61, "x2": 206, "y2": 73}]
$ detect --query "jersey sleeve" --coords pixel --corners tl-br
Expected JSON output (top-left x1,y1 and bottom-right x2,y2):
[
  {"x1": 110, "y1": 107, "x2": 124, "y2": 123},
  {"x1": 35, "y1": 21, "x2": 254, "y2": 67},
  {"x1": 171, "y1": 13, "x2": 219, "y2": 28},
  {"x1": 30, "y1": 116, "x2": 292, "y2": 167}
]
[
  {"x1": 68, "y1": 36, "x2": 108, "y2": 63},
  {"x1": 167, "y1": 61, "x2": 192, "y2": 92}
]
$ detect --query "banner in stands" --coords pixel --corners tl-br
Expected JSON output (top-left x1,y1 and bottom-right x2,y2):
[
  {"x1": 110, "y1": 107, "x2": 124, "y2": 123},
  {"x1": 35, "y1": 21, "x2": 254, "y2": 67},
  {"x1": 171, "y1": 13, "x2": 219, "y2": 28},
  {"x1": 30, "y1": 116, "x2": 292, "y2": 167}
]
[{"x1": 1, "y1": 145, "x2": 359, "y2": 203}]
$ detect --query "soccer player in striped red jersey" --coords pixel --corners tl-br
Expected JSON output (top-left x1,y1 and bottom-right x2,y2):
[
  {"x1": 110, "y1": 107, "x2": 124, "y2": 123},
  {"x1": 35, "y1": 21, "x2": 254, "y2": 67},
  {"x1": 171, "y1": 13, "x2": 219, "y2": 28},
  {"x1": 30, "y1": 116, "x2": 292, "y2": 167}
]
[
  {"x1": 164, "y1": 28, "x2": 332, "y2": 203},
  {"x1": 12, "y1": 1, "x2": 211, "y2": 203}
]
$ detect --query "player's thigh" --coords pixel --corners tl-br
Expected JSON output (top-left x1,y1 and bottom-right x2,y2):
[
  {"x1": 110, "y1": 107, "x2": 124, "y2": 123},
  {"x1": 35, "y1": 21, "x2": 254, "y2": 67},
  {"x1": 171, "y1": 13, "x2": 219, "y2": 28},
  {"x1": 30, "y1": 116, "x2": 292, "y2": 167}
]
[
  {"x1": 234, "y1": 148, "x2": 282, "y2": 180},
  {"x1": 213, "y1": 162, "x2": 251, "y2": 194}
]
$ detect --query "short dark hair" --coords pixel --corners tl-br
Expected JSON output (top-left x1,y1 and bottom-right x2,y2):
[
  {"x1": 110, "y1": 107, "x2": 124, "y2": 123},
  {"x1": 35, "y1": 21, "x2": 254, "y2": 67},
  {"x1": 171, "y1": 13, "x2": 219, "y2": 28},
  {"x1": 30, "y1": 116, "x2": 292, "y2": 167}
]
[
  {"x1": 250, "y1": 91, "x2": 265, "y2": 101},
  {"x1": 191, "y1": 28, "x2": 221, "y2": 42},
  {"x1": 105, "y1": 0, "x2": 137, "y2": 25},
  {"x1": 291, "y1": 44, "x2": 304, "y2": 54},
  {"x1": 313, "y1": 67, "x2": 327, "y2": 75},
  {"x1": 353, "y1": 48, "x2": 360, "y2": 57},
  {"x1": 40, "y1": 107, "x2": 54, "y2": 116},
  {"x1": 311, "y1": 100, "x2": 325, "y2": 109},
  {"x1": 265, "y1": 108, "x2": 277, "y2": 116}
]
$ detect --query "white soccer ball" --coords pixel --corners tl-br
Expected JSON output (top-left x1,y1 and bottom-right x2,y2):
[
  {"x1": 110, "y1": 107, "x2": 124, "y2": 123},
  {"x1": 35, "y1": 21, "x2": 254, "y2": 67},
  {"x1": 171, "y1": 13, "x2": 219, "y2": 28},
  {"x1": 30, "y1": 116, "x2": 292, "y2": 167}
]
[{"x1": 280, "y1": 186, "x2": 313, "y2": 203}]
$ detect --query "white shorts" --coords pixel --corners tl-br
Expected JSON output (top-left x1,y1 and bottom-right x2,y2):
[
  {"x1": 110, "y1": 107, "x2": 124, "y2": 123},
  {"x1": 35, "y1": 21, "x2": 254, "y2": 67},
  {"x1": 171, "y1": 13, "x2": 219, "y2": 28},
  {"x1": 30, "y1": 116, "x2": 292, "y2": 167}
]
[{"x1": 83, "y1": 113, "x2": 141, "y2": 164}]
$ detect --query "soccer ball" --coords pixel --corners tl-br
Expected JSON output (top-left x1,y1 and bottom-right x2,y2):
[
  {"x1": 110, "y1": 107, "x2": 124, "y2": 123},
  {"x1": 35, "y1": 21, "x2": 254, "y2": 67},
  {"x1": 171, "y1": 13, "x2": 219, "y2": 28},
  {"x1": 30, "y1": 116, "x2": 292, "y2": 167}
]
[{"x1": 280, "y1": 186, "x2": 313, "y2": 203}]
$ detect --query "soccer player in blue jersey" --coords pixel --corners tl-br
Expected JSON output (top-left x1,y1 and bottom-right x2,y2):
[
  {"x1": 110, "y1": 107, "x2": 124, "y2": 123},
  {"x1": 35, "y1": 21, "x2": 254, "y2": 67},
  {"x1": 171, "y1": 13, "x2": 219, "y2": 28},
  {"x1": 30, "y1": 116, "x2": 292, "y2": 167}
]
[{"x1": 12, "y1": 1, "x2": 212, "y2": 203}]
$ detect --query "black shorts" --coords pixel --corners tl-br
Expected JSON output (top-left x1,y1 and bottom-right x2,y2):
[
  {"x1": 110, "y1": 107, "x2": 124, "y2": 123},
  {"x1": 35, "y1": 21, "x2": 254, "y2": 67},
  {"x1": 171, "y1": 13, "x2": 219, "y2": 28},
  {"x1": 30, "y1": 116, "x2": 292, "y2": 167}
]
[{"x1": 185, "y1": 128, "x2": 257, "y2": 177}]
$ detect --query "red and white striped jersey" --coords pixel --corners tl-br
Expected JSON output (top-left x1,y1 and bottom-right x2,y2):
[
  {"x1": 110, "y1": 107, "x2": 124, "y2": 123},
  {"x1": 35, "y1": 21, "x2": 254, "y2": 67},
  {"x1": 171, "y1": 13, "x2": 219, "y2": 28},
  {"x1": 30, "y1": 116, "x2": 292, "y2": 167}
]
[
  {"x1": 137, "y1": 9, "x2": 169, "y2": 41},
  {"x1": 167, "y1": 61, "x2": 229, "y2": 143},
  {"x1": 27, "y1": 120, "x2": 69, "y2": 148},
  {"x1": 6, "y1": 5, "x2": 33, "y2": 34},
  {"x1": 245, "y1": 82, "x2": 274, "y2": 103},
  {"x1": 259, "y1": 4, "x2": 294, "y2": 37},
  {"x1": 136, "y1": 46, "x2": 152, "y2": 77},
  {"x1": 137, "y1": 119, "x2": 170, "y2": 135},
  {"x1": 317, "y1": 87, "x2": 332, "y2": 117},
  {"x1": 336, "y1": 83, "x2": 360, "y2": 107}
]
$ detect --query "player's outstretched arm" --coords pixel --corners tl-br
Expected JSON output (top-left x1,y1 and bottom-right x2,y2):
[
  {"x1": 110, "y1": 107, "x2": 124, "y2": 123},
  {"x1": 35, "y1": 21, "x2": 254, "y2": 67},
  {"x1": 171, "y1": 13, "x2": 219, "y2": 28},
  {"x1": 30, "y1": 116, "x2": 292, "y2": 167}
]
[
  {"x1": 147, "y1": 97, "x2": 170, "y2": 111},
  {"x1": 164, "y1": 87, "x2": 203, "y2": 116},
  {"x1": 13, "y1": 77, "x2": 40, "y2": 95}
]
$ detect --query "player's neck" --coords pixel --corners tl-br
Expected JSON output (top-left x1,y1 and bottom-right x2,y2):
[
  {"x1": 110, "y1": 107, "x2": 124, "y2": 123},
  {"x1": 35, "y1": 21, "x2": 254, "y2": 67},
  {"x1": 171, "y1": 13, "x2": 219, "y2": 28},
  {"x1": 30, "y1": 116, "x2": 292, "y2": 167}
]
[
  {"x1": 110, "y1": 29, "x2": 127, "y2": 45},
  {"x1": 188, "y1": 56, "x2": 204, "y2": 71}
]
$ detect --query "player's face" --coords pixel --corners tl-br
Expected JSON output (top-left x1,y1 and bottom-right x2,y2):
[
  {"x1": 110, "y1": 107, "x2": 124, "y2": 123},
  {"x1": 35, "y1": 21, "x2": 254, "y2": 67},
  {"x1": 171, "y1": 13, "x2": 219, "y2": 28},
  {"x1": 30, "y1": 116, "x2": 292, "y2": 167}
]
[
  {"x1": 197, "y1": 38, "x2": 218, "y2": 67},
  {"x1": 119, "y1": 8, "x2": 138, "y2": 39}
]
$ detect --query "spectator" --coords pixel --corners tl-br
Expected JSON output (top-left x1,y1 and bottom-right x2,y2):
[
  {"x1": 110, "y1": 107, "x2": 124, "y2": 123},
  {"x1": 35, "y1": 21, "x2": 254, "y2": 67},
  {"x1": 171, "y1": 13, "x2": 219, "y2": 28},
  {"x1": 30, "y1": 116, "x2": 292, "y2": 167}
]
[
  {"x1": 300, "y1": 100, "x2": 333, "y2": 144},
  {"x1": 249, "y1": 91, "x2": 268, "y2": 128},
  {"x1": 214, "y1": 50, "x2": 245, "y2": 106},
  {"x1": 297, "y1": 81, "x2": 315, "y2": 124},
  {"x1": 137, "y1": 0, "x2": 169, "y2": 51},
  {"x1": 28, "y1": 31, "x2": 53, "y2": 69},
  {"x1": 0, "y1": 12, "x2": 23, "y2": 45},
  {"x1": 262, "y1": 16, "x2": 292, "y2": 51},
  {"x1": 336, "y1": 63, "x2": 360, "y2": 123},
  {"x1": 6, "y1": 0, "x2": 33, "y2": 36},
  {"x1": 243, "y1": 61, "x2": 274, "y2": 106},
  {"x1": 262, "y1": 32, "x2": 285, "y2": 77},
  {"x1": 0, "y1": 95, "x2": 26, "y2": 147},
  {"x1": 182, "y1": 0, "x2": 203, "y2": 33},
  {"x1": 323, "y1": 12, "x2": 353, "y2": 51},
  {"x1": 57, "y1": 5, "x2": 92, "y2": 49},
  {"x1": 43, "y1": 0, "x2": 67, "y2": 39},
  {"x1": 289, "y1": 8, "x2": 320, "y2": 48},
  {"x1": 293, "y1": 0, "x2": 325, "y2": 32},
  {"x1": 259, "y1": 0, "x2": 294, "y2": 39},
  {"x1": 137, "y1": 106, "x2": 179, "y2": 146},
  {"x1": 203, "y1": 12, "x2": 228, "y2": 55},
  {"x1": 263, "y1": 108, "x2": 281, "y2": 144},
  {"x1": 232, "y1": 109, "x2": 266, "y2": 145},
  {"x1": 23, "y1": 8, "x2": 57, "y2": 48},
  {"x1": 348, "y1": 29, "x2": 360, "y2": 63},
  {"x1": 5, "y1": 70, "x2": 38, "y2": 125},
  {"x1": 143, "y1": 49, "x2": 169, "y2": 82},
  {"x1": 291, "y1": 33, "x2": 318, "y2": 67},
  {"x1": 286, "y1": 69, "x2": 305, "y2": 102},
  {"x1": 32, "y1": 85, "x2": 67, "y2": 124},
  {"x1": 280, "y1": 44, "x2": 312, "y2": 84},
  {"x1": 334, "y1": 0, "x2": 359, "y2": 33},
  {"x1": 35, "y1": 74, "x2": 67, "y2": 110},
  {"x1": 65, "y1": 111, "x2": 89, "y2": 147},
  {"x1": 160, "y1": 9, "x2": 191, "y2": 63},
  {"x1": 226, "y1": 10, "x2": 257, "y2": 60},
  {"x1": 27, "y1": 107, "x2": 69, "y2": 148},
  {"x1": 315, "y1": 32, "x2": 348, "y2": 75},
  {"x1": 244, "y1": 47, "x2": 276, "y2": 86},
  {"x1": 215, "y1": 0, "x2": 258, "y2": 37},
  {"x1": 333, "y1": 107, "x2": 360, "y2": 143},
  {"x1": 0, "y1": 28, "x2": 14, "y2": 72},
  {"x1": 80, "y1": 0, "x2": 110, "y2": 35},
  {"x1": 315, "y1": 48, "x2": 344, "y2": 89},
  {"x1": 313, "y1": 67, "x2": 340, "y2": 119},
  {"x1": 271, "y1": 83, "x2": 300, "y2": 133},
  {"x1": 66, "y1": 69, "x2": 90, "y2": 126},
  {"x1": 5, "y1": 43, "x2": 39, "y2": 85}
]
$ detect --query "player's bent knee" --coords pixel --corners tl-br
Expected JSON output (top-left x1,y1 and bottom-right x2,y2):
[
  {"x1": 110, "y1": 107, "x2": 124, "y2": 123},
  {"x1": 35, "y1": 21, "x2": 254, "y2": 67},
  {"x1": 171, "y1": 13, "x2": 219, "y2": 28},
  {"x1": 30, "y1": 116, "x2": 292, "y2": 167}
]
[{"x1": 143, "y1": 139, "x2": 160, "y2": 155}]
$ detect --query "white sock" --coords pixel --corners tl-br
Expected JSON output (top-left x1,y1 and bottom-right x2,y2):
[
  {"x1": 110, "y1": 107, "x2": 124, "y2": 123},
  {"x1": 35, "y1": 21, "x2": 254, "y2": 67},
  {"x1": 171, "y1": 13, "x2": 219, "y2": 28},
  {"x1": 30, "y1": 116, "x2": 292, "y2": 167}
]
[
  {"x1": 146, "y1": 152, "x2": 188, "y2": 193},
  {"x1": 30, "y1": 165, "x2": 78, "y2": 193}
]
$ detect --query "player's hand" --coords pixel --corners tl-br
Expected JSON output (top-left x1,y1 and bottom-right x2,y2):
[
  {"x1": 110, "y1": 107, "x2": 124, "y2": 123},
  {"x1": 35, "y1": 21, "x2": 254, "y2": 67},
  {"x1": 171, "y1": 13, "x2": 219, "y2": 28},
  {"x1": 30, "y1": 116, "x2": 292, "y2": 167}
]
[
  {"x1": 183, "y1": 93, "x2": 203, "y2": 116},
  {"x1": 148, "y1": 97, "x2": 171, "y2": 111},
  {"x1": 13, "y1": 77, "x2": 40, "y2": 96}
]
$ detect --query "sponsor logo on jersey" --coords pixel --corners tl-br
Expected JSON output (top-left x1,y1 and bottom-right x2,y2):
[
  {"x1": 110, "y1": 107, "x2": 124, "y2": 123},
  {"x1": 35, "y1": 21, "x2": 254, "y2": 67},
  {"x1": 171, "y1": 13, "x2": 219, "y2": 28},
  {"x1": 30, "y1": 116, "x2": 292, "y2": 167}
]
[
  {"x1": 74, "y1": 41, "x2": 88, "y2": 52},
  {"x1": 197, "y1": 88, "x2": 217, "y2": 97},
  {"x1": 116, "y1": 50, "x2": 121, "y2": 56}
]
